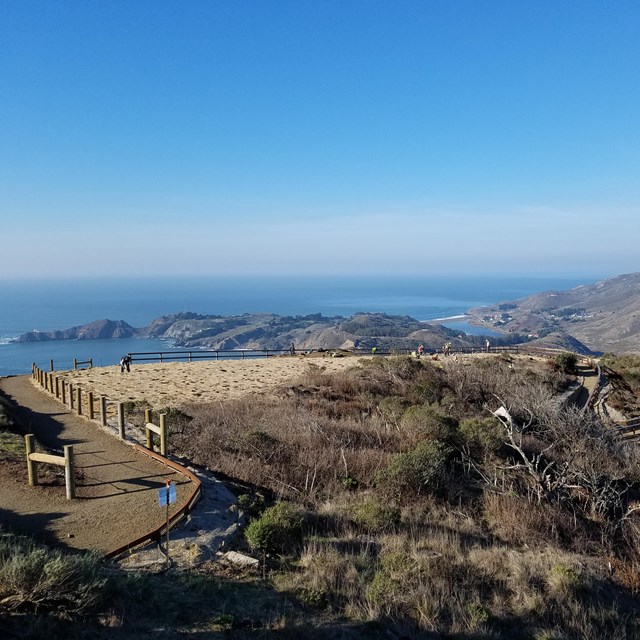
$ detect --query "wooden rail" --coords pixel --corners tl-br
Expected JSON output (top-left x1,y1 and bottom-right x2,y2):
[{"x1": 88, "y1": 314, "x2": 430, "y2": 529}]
[
  {"x1": 610, "y1": 419, "x2": 640, "y2": 438},
  {"x1": 29, "y1": 364, "x2": 198, "y2": 553},
  {"x1": 73, "y1": 357, "x2": 93, "y2": 370},
  {"x1": 144, "y1": 409, "x2": 167, "y2": 456},
  {"x1": 128, "y1": 348, "x2": 344, "y2": 362},
  {"x1": 31, "y1": 364, "x2": 169, "y2": 453},
  {"x1": 105, "y1": 445, "x2": 202, "y2": 559},
  {"x1": 127, "y1": 345, "x2": 522, "y2": 363},
  {"x1": 25, "y1": 434, "x2": 76, "y2": 499}
]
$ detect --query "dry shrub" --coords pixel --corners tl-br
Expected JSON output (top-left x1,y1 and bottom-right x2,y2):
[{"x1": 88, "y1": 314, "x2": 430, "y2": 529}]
[
  {"x1": 175, "y1": 396, "x2": 403, "y2": 501},
  {"x1": 482, "y1": 492, "x2": 590, "y2": 550},
  {"x1": 280, "y1": 537, "x2": 375, "y2": 614},
  {"x1": 280, "y1": 492, "x2": 637, "y2": 637}
]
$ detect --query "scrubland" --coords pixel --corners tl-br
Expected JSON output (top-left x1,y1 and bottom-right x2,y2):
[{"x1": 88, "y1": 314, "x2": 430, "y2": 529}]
[{"x1": 3, "y1": 354, "x2": 640, "y2": 638}]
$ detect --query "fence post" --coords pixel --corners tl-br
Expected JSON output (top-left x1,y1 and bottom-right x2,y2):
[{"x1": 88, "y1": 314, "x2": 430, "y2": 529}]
[
  {"x1": 32, "y1": 363, "x2": 36, "y2": 379},
  {"x1": 44, "y1": 372, "x2": 50, "y2": 392},
  {"x1": 88, "y1": 392, "x2": 94, "y2": 420},
  {"x1": 50, "y1": 359, "x2": 54, "y2": 372},
  {"x1": 117, "y1": 402, "x2": 125, "y2": 439},
  {"x1": 100, "y1": 396, "x2": 107, "y2": 427},
  {"x1": 25, "y1": 434, "x2": 37, "y2": 486},
  {"x1": 61, "y1": 380, "x2": 66, "y2": 405},
  {"x1": 76, "y1": 386, "x2": 82, "y2": 415},
  {"x1": 64, "y1": 445, "x2": 75, "y2": 499},
  {"x1": 145, "y1": 409, "x2": 153, "y2": 450},
  {"x1": 89, "y1": 358, "x2": 93, "y2": 369},
  {"x1": 55, "y1": 376, "x2": 60, "y2": 399},
  {"x1": 69, "y1": 383, "x2": 74, "y2": 410},
  {"x1": 160, "y1": 413, "x2": 167, "y2": 456}
]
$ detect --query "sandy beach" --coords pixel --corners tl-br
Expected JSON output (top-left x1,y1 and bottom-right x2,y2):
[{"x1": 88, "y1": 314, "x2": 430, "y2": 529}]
[{"x1": 60, "y1": 354, "x2": 369, "y2": 407}]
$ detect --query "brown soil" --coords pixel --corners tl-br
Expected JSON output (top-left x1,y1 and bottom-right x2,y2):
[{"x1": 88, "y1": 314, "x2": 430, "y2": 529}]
[{"x1": 0, "y1": 375, "x2": 194, "y2": 554}]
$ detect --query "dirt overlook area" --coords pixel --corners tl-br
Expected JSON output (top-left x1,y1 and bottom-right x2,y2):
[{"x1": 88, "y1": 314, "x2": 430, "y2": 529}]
[{"x1": 0, "y1": 355, "x2": 365, "y2": 555}]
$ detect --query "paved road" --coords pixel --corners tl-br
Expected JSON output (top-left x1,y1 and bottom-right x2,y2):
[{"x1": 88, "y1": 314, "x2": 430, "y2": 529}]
[{"x1": 0, "y1": 375, "x2": 191, "y2": 553}]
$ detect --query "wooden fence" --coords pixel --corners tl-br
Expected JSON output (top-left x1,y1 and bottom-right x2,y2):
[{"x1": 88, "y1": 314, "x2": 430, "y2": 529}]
[
  {"x1": 25, "y1": 434, "x2": 75, "y2": 499},
  {"x1": 610, "y1": 418, "x2": 640, "y2": 439},
  {"x1": 28, "y1": 362, "x2": 204, "y2": 556},
  {"x1": 126, "y1": 344, "x2": 522, "y2": 363},
  {"x1": 31, "y1": 363, "x2": 169, "y2": 453}
]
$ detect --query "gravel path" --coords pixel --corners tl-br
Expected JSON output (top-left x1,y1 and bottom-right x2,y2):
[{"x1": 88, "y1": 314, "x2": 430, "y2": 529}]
[{"x1": 0, "y1": 375, "x2": 194, "y2": 554}]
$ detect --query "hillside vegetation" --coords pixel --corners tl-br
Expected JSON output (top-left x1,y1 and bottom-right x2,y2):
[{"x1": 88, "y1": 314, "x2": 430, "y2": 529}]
[
  {"x1": 165, "y1": 355, "x2": 640, "y2": 638},
  {"x1": 4, "y1": 355, "x2": 640, "y2": 638}
]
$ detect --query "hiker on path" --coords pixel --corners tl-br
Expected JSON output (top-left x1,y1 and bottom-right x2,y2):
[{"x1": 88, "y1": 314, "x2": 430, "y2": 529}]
[{"x1": 120, "y1": 355, "x2": 132, "y2": 373}]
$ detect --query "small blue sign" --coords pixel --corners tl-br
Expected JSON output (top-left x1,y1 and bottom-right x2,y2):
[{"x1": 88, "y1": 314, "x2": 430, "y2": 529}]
[{"x1": 158, "y1": 482, "x2": 177, "y2": 506}]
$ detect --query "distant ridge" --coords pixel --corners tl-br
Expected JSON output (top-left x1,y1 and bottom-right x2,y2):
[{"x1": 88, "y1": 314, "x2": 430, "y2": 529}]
[
  {"x1": 14, "y1": 273, "x2": 640, "y2": 354},
  {"x1": 466, "y1": 272, "x2": 640, "y2": 353},
  {"x1": 16, "y1": 319, "x2": 137, "y2": 342},
  {"x1": 14, "y1": 312, "x2": 504, "y2": 353}
]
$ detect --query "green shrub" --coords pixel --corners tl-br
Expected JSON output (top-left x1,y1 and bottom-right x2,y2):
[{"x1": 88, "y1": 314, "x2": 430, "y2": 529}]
[
  {"x1": 458, "y1": 417, "x2": 504, "y2": 455},
  {"x1": 407, "y1": 379, "x2": 445, "y2": 405},
  {"x1": 554, "y1": 352, "x2": 578, "y2": 374},
  {"x1": 378, "y1": 396, "x2": 410, "y2": 425},
  {"x1": 0, "y1": 430, "x2": 23, "y2": 454},
  {"x1": 401, "y1": 405, "x2": 458, "y2": 441},
  {"x1": 0, "y1": 533, "x2": 105, "y2": 617},
  {"x1": 236, "y1": 493, "x2": 266, "y2": 518},
  {"x1": 465, "y1": 601, "x2": 490, "y2": 630},
  {"x1": 375, "y1": 440, "x2": 450, "y2": 498},
  {"x1": 350, "y1": 499, "x2": 401, "y2": 531},
  {"x1": 245, "y1": 501, "x2": 305, "y2": 554},
  {"x1": 366, "y1": 552, "x2": 415, "y2": 610},
  {"x1": 548, "y1": 563, "x2": 582, "y2": 598}
]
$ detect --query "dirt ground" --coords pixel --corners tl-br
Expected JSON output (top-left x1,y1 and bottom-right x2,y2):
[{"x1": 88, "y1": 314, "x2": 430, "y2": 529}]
[
  {"x1": 0, "y1": 376, "x2": 196, "y2": 554},
  {"x1": 61, "y1": 353, "x2": 370, "y2": 406}
]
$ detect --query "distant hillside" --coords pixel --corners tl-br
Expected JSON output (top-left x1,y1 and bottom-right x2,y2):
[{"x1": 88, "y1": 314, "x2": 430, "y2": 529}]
[
  {"x1": 15, "y1": 319, "x2": 137, "y2": 342},
  {"x1": 138, "y1": 312, "x2": 486, "y2": 351},
  {"x1": 14, "y1": 312, "x2": 505, "y2": 352},
  {"x1": 467, "y1": 272, "x2": 640, "y2": 353}
]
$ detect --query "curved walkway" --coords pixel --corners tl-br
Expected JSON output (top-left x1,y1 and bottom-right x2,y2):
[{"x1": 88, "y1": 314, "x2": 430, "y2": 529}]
[{"x1": 0, "y1": 375, "x2": 193, "y2": 554}]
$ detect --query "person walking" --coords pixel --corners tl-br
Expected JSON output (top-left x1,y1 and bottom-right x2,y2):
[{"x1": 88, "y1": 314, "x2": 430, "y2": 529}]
[{"x1": 120, "y1": 354, "x2": 132, "y2": 372}]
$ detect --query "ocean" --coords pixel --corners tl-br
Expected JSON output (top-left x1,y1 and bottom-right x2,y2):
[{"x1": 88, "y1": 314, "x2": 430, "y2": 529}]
[{"x1": 0, "y1": 275, "x2": 593, "y2": 375}]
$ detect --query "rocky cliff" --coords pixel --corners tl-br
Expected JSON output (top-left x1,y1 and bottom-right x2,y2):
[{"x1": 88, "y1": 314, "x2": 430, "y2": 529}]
[{"x1": 16, "y1": 319, "x2": 137, "y2": 342}]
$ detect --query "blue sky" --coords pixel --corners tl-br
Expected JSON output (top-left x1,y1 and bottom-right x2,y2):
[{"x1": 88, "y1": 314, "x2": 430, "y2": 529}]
[{"x1": 1, "y1": 1, "x2": 638, "y2": 278}]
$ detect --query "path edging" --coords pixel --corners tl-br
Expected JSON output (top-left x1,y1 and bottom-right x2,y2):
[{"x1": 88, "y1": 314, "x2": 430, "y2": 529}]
[{"x1": 105, "y1": 445, "x2": 202, "y2": 558}]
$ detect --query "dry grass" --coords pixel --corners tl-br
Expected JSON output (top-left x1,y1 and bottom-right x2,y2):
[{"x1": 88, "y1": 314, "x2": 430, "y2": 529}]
[{"x1": 87, "y1": 354, "x2": 640, "y2": 637}]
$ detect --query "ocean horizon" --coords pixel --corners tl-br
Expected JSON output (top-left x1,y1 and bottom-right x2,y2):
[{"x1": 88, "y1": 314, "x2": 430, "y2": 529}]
[{"x1": 0, "y1": 274, "x2": 596, "y2": 375}]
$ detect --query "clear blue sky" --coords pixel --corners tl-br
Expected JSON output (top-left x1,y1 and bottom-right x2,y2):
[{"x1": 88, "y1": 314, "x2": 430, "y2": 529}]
[{"x1": 1, "y1": 1, "x2": 638, "y2": 278}]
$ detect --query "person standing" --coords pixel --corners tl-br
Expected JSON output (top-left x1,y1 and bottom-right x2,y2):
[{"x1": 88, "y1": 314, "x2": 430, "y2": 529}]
[{"x1": 120, "y1": 354, "x2": 132, "y2": 372}]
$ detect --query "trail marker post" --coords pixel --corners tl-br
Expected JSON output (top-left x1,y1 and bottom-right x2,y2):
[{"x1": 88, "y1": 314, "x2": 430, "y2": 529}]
[{"x1": 158, "y1": 480, "x2": 176, "y2": 568}]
